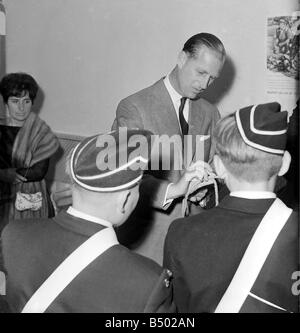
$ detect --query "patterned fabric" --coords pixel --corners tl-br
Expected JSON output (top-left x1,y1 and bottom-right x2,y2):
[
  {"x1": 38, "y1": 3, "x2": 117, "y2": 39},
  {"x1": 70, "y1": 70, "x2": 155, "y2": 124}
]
[
  {"x1": 15, "y1": 191, "x2": 42, "y2": 211},
  {"x1": 0, "y1": 113, "x2": 59, "y2": 221},
  {"x1": 12, "y1": 112, "x2": 59, "y2": 169}
]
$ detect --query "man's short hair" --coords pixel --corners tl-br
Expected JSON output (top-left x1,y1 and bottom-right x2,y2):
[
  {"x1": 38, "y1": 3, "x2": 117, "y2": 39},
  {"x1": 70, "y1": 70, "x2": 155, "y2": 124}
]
[
  {"x1": 213, "y1": 114, "x2": 282, "y2": 182},
  {"x1": 0, "y1": 72, "x2": 39, "y2": 103},
  {"x1": 183, "y1": 33, "x2": 226, "y2": 59}
]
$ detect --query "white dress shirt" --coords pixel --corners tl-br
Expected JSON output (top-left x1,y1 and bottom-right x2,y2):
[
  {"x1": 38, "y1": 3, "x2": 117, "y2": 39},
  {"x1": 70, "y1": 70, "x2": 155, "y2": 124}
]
[
  {"x1": 163, "y1": 74, "x2": 189, "y2": 125},
  {"x1": 230, "y1": 191, "x2": 276, "y2": 199}
]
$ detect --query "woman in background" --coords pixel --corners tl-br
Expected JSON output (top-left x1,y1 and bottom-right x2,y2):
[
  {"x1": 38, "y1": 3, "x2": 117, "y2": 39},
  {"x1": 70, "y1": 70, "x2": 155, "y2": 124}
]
[{"x1": 0, "y1": 72, "x2": 59, "y2": 227}]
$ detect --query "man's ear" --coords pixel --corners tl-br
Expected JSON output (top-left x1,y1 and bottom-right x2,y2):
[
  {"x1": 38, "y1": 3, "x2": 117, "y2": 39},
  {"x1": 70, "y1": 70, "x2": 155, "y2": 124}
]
[
  {"x1": 177, "y1": 51, "x2": 188, "y2": 69},
  {"x1": 213, "y1": 154, "x2": 227, "y2": 179},
  {"x1": 278, "y1": 151, "x2": 291, "y2": 177},
  {"x1": 119, "y1": 190, "x2": 131, "y2": 215}
]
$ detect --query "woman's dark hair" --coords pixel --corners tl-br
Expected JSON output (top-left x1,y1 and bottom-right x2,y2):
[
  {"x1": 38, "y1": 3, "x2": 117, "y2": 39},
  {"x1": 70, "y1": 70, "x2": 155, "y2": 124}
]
[
  {"x1": 183, "y1": 32, "x2": 226, "y2": 59},
  {"x1": 0, "y1": 72, "x2": 39, "y2": 103}
]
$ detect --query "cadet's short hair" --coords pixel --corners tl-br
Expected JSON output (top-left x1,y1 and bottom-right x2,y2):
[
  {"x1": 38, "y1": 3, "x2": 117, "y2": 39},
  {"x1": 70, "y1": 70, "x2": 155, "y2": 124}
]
[
  {"x1": 0, "y1": 72, "x2": 38, "y2": 103},
  {"x1": 213, "y1": 114, "x2": 282, "y2": 182},
  {"x1": 183, "y1": 33, "x2": 226, "y2": 60}
]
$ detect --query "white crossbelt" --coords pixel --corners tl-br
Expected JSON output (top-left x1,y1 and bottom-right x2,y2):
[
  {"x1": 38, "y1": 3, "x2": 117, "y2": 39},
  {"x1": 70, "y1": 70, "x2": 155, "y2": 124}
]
[
  {"x1": 22, "y1": 227, "x2": 119, "y2": 313},
  {"x1": 215, "y1": 198, "x2": 292, "y2": 313}
]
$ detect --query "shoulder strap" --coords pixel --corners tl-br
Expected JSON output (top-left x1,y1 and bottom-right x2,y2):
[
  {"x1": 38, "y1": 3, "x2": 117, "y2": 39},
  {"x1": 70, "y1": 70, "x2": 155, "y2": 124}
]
[
  {"x1": 22, "y1": 227, "x2": 119, "y2": 313},
  {"x1": 215, "y1": 198, "x2": 292, "y2": 313}
]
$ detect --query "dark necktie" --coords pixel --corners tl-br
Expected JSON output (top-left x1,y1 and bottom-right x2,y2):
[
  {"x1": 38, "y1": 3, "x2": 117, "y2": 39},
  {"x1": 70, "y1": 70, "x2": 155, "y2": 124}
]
[{"x1": 179, "y1": 97, "x2": 188, "y2": 136}]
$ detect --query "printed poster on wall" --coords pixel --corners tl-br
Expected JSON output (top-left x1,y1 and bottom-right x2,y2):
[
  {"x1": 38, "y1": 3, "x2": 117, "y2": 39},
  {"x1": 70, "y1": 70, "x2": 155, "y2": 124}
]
[{"x1": 266, "y1": 14, "x2": 299, "y2": 112}]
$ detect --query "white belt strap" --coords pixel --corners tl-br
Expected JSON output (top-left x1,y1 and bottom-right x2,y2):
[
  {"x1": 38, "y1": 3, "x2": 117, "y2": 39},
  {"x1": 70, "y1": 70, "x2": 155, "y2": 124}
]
[
  {"x1": 215, "y1": 198, "x2": 292, "y2": 313},
  {"x1": 22, "y1": 227, "x2": 119, "y2": 313}
]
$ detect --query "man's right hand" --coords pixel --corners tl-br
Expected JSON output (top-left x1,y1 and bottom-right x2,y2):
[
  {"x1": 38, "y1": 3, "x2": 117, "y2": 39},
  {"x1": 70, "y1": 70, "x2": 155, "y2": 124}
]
[{"x1": 166, "y1": 160, "x2": 213, "y2": 200}]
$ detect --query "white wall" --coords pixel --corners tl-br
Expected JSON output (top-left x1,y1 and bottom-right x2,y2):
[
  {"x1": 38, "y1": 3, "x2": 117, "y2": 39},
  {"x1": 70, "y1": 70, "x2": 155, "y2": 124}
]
[{"x1": 2, "y1": 0, "x2": 299, "y2": 136}]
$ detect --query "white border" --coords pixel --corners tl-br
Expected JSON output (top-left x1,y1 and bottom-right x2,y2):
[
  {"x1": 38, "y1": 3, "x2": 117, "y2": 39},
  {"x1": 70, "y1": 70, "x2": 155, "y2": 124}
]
[
  {"x1": 248, "y1": 292, "x2": 288, "y2": 312},
  {"x1": 77, "y1": 156, "x2": 148, "y2": 180},
  {"x1": 73, "y1": 174, "x2": 143, "y2": 192}
]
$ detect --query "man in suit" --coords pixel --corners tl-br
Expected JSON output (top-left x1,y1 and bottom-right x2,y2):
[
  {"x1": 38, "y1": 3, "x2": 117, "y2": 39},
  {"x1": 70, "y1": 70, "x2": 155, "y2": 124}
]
[
  {"x1": 112, "y1": 33, "x2": 227, "y2": 264},
  {"x1": 164, "y1": 102, "x2": 299, "y2": 313},
  {"x1": 2, "y1": 128, "x2": 176, "y2": 313}
]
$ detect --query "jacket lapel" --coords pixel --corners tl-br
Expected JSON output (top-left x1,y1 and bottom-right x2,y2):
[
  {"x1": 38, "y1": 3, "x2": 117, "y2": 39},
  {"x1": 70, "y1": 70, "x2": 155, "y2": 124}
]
[
  {"x1": 151, "y1": 79, "x2": 181, "y2": 137},
  {"x1": 188, "y1": 100, "x2": 212, "y2": 164},
  {"x1": 150, "y1": 79, "x2": 184, "y2": 172}
]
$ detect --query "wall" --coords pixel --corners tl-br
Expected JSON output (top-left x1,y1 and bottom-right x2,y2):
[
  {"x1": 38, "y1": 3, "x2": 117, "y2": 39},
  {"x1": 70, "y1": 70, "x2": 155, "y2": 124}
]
[{"x1": 2, "y1": 0, "x2": 299, "y2": 136}]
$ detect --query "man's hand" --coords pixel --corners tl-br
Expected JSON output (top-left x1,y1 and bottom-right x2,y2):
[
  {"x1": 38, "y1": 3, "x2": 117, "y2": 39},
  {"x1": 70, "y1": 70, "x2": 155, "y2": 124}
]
[
  {"x1": 188, "y1": 188, "x2": 208, "y2": 203},
  {"x1": 166, "y1": 160, "x2": 212, "y2": 200}
]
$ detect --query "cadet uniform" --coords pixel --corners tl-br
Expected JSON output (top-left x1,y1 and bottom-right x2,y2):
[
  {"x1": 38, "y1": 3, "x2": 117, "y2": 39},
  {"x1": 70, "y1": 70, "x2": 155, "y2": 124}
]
[
  {"x1": 3, "y1": 208, "x2": 175, "y2": 313},
  {"x1": 164, "y1": 193, "x2": 298, "y2": 313},
  {"x1": 164, "y1": 102, "x2": 299, "y2": 313},
  {"x1": 2, "y1": 128, "x2": 176, "y2": 313}
]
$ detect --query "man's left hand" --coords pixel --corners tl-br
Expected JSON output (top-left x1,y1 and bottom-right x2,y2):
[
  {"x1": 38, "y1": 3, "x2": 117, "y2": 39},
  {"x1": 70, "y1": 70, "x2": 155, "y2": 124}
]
[{"x1": 188, "y1": 188, "x2": 208, "y2": 204}]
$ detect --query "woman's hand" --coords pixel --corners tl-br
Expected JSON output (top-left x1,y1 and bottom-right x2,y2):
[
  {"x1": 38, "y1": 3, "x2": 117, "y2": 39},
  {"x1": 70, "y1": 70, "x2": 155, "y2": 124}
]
[
  {"x1": 0, "y1": 168, "x2": 27, "y2": 183},
  {"x1": 14, "y1": 172, "x2": 27, "y2": 183}
]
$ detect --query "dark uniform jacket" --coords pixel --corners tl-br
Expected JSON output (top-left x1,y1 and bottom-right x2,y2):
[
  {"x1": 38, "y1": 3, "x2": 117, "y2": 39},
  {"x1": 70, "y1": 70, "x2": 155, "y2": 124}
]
[
  {"x1": 2, "y1": 211, "x2": 176, "y2": 313},
  {"x1": 163, "y1": 195, "x2": 299, "y2": 313}
]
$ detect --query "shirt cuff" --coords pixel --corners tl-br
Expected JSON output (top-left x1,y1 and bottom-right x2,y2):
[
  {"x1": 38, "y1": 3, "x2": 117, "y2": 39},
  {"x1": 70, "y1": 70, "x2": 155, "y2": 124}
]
[{"x1": 163, "y1": 183, "x2": 174, "y2": 207}]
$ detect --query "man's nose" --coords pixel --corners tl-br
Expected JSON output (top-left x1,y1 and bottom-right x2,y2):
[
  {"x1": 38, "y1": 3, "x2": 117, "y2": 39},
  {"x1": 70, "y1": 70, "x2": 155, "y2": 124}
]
[{"x1": 18, "y1": 101, "x2": 25, "y2": 111}]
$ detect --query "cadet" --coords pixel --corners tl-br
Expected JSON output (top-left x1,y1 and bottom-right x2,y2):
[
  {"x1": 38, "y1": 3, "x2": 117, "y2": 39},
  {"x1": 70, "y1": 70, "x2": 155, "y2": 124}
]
[
  {"x1": 164, "y1": 102, "x2": 299, "y2": 313},
  {"x1": 2, "y1": 128, "x2": 176, "y2": 313}
]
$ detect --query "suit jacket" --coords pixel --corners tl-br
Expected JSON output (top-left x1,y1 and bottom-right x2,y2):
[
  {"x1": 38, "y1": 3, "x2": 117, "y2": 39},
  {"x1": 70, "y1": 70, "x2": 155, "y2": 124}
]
[
  {"x1": 2, "y1": 211, "x2": 176, "y2": 313},
  {"x1": 112, "y1": 78, "x2": 221, "y2": 264},
  {"x1": 163, "y1": 195, "x2": 299, "y2": 313}
]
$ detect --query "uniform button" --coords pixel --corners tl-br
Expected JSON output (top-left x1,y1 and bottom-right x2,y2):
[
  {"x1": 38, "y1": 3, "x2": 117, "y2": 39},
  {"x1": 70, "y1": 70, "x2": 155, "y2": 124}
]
[
  {"x1": 164, "y1": 278, "x2": 170, "y2": 288},
  {"x1": 166, "y1": 269, "x2": 172, "y2": 277}
]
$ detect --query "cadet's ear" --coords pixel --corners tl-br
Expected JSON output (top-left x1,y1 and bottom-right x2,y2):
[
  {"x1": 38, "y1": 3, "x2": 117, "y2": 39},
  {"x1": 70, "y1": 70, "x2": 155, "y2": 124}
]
[
  {"x1": 213, "y1": 155, "x2": 227, "y2": 179},
  {"x1": 177, "y1": 51, "x2": 188, "y2": 69},
  {"x1": 278, "y1": 151, "x2": 291, "y2": 177}
]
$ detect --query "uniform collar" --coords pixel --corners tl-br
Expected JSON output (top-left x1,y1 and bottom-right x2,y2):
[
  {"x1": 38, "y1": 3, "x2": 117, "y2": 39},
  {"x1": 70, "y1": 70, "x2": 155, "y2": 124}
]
[
  {"x1": 230, "y1": 191, "x2": 276, "y2": 199},
  {"x1": 53, "y1": 210, "x2": 108, "y2": 238},
  {"x1": 219, "y1": 195, "x2": 276, "y2": 215},
  {"x1": 67, "y1": 206, "x2": 113, "y2": 228}
]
